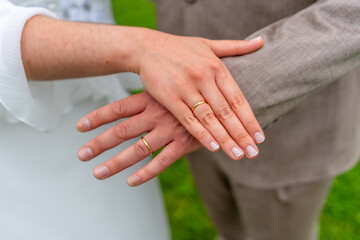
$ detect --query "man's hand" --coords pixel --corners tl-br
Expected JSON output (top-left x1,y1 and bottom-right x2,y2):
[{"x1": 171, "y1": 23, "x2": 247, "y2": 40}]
[{"x1": 76, "y1": 92, "x2": 201, "y2": 186}]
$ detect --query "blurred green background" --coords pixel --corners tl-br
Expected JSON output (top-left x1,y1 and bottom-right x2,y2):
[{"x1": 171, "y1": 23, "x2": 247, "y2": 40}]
[{"x1": 111, "y1": 0, "x2": 360, "y2": 239}]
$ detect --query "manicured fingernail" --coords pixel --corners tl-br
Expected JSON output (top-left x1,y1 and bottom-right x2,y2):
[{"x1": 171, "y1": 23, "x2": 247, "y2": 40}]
[
  {"x1": 250, "y1": 36, "x2": 262, "y2": 41},
  {"x1": 127, "y1": 175, "x2": 141, "y2": 187},
  {"x1": 246, "y1": 146, "x2": 258, "y2": 158},
  {"x1": 79, "y1": 118, "x2": 90, "y2": 131},
  {"x1": 78, "y1": 147, "x2": 93, "y2": 161},
  {"x1": 255, "y1": 132, "x2": 265, "y2": 144},
  {"x1": 210, "y1": 141, "x2": 220, "y2": 151},
  {"x1": 94, "y1": 166, "x2": 109, "y2": 179},
  {"x1": 232, "y1": 147, "x2": 244, "y2": 158}
]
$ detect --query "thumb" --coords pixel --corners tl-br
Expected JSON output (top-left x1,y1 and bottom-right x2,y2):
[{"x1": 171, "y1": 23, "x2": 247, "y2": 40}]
[{"x1": 207, "y1": 36, "x2": 263, "y2": 57}]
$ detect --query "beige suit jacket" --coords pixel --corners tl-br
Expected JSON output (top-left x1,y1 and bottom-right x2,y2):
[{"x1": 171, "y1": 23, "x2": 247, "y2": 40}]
[{"x1": 156, "y1": 0, "x2": 360, "y2": 188}]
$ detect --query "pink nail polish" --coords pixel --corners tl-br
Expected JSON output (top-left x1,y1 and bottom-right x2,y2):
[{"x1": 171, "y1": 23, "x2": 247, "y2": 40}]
[
  {"x1": 249, "y1": 36, "x2": 262, "y2": 41},
  {"x1": 255, "y1": 132, "x2": 265, "y2": 144},
  {"x1": 232, "y1": 147, "x2": 244, "y2": 158},
  {"x1": 210, "y1": 141, "x2": 220, "y2": 151},
  {"x1": 246, "y1": 146, "x2": 258, "y2": 158}
]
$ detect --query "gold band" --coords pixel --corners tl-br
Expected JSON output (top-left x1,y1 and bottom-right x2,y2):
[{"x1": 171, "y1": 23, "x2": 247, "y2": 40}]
[
  {"x1": 141, "y1": 137, "x2": 153, "y2": 155},
  {"x1": 191, "y1": 100, "x2": 207, "y2": 112}
]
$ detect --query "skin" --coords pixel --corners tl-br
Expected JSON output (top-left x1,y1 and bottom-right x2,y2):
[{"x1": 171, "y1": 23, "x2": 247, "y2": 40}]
[
  {"x1": 21, "y1": 15, "x2": 265, "y2": 163},
  {"x1": 76, "y1": 92, "x2": 264, "y2": 187},
  {"x1": 76, "y1": 92, "x2": 203, "y2": 186}
]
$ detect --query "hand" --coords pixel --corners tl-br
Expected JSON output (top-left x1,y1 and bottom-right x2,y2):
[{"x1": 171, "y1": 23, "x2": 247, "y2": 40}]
[
  {"x1": 76, "y1": 92, "x2": 202, "y2": 186},
  {"x1": 135, "y1": 30, "x2": 265, "y2": 159},
  {"x1": 21, "y1": 16, "x2": 264, "y2": 159}
]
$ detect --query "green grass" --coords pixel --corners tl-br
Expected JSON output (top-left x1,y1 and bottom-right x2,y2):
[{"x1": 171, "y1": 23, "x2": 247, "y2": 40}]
[
  {"x1": 112, "y1": 0, "x2": 155, "y2": 29},
  {"x1": 158, "y1": 157, "x2": 217, "y2": 240},
  {"x1": 112, "y1": 1, "x2": 360, "y2": 239},
  {"x1": 320, "y1": 163, "x2": 360, "y2": 239}
]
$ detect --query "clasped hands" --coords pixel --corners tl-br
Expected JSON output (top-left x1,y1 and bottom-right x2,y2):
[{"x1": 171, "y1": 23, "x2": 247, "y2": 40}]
[{"x1": 76, "y1": 31, "x2": 265, "y2": 186}]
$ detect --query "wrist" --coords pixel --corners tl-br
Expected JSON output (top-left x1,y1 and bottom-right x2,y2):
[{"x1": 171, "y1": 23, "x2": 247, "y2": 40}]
[{"x1": 113, "y1": 27, "x2": 162, "y2": 74}]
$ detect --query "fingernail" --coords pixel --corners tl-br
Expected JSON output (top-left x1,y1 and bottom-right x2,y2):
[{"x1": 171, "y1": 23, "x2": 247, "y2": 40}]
[
  {"x1": 249, "y1": 36, "x2": 262, "y2": 41},
  {"x1": 127, "y1": 175, "x2": 141, "y2": 187},
  {"x1": 232, "y1": 147, "x2": 244, "y2": 158},
  {"x1": 79, "y1": 118, "x2": 90, "y2": 131},
  {"x1": 255, "y1": 132, "x2": 265, "y2": 144},
  {"x1": 246, "y1": 146, "x2": 258, "y2": 158},
  {"x1": 210, "y1": 141, "x2": 220, "y2": 151},
  {"x1": 78, "y1": 147, "x2": 93, "y2": 161},
  {"x1": 94, "y1": 166, "x2": 109, "y2": 179}
]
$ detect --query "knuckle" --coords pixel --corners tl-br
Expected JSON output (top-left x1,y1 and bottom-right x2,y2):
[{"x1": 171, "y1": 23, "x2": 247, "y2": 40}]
[
  {"x1": 233, "y1": 40, "x2": 242, "y2": 51},
  {"x1": 194, "y1": 130, "x2": 209, "y2": 142},
  {"x1": 93, "y1": 138, "x2": 105, "y2": 153},
  {"x1": 235, "y1": 131, "x2": 250, "y2": 142},
  {"x1": 230, "y1": 93, "x2": 245, "y2": 110},
  {"x1": 208, "y1": 60, "x2": 222, "y2": 72},
  {"x1": 93, "y1": 110, "x2": 102, "y2": 124},
  {"x1": 219, "y1": 136, "x2": 232, "y2": 145},
  {"x1": 138, "y1": 168, "x2": 152, "y2": 182},
  {"x1": 111, "y1": 99, "x2": 126, "y2": 116},
  {"x1": 186, "y1": 65, "x2": 203, "y2": 81},
  {"x1": 183, "y1": 113, "x2": 197, "y2": 127},
  {"x1": 202, "y1": 112, "x2": 217, "y2": 126},
  {"x1": 157, "y1": 155, "x2": 171, "y2": 169},
  {"x1": 217, "y1": 105, "x2": 234, "y2": 120},
  {"x1": 243, "y1": 118, "x2": 258, "y2": 128},
  {"x1": 134, "y1": 140, "x2": 148, "y2": 157},
  {"x1": 196, "y1": 36, "x2": 207, "y2": 43},
  {"x1": 236, "y1": 42, "x2": 242, "y2": 52},
  {"x1": 114, "y1": 123, "x2": 128, "y2": 139}
]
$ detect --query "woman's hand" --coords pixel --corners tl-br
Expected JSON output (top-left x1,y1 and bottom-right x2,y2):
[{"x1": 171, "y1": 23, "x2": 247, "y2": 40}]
[
  {"x1": 77, "y1": 92, "x2": 201, "y2": 186},
  {"x1": 134, "y1": 30, "x2": 265, "y2": 159}
]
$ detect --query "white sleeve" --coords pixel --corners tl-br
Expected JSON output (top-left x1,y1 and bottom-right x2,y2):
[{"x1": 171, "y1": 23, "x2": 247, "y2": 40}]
[{"x1": 0, "y1": 0, "x2": 60, "y2": 131}]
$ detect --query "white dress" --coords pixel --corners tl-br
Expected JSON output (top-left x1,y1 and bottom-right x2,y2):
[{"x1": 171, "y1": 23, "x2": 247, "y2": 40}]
[{"x1": 0, "y1": 1, "x2": 169, "y2": 239}]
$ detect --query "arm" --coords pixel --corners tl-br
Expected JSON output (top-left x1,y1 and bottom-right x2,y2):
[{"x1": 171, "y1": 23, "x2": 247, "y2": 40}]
[
  {"x1": 1, "y1": 0, "x2": 265, "y2": 155},
  {"x1": 222, "y1": 0, "x2": 360, "y2": 128},
  {"x1": 22, "y1": 16, "x2": 266, "y2": 159}
]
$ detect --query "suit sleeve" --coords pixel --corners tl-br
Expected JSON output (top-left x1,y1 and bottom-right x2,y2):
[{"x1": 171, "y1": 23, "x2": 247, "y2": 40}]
[{"x1": 222, "y1": 0, "x2": 360, "y2": 128}]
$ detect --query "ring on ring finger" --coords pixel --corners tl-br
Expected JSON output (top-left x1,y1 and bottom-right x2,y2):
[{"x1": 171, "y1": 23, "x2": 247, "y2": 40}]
[
  {"x1": 141, "y1": 136, "x2": 153, "y2": 155},
  {"x1": 191, "y1": 100, "x2": 207, "y2": 112}
]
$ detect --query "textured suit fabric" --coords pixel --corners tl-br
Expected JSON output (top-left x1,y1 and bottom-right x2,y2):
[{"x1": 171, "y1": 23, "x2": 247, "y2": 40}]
[
  {"x1": 156, "y1": 0, "x2": 360, "y2": 188},
  {"x1": 188, "y1": 148, "x2": 331, "y2": 240}
]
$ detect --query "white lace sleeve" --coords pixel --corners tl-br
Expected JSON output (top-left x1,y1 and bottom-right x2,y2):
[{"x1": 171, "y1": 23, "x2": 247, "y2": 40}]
[{"x1": 0, "y1": 1, "x2": 63, "y2": 131}]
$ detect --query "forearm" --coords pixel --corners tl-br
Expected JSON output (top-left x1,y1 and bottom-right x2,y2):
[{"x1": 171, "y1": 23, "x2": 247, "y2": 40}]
[
  {"x1": 21, "y1": 15, "x2": 152, "y2": 80},
  {"x1": 222, "y1": 0, "x2": 360, "y2": 128}
]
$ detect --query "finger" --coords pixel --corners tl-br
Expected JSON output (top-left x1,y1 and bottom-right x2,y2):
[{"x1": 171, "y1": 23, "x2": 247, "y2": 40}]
[
  {"x1": 184, "y1": 92, "x2": 245, "y2": 160},
  {"x1": 216, "y1": 62, "x2": 265, "y2": 147},
  {"x1": 127, "y1": 141, "x2": 187, "y2": 187},
  {"x1": 206, "y1": 36, "x2": 263, "y2": 58},
  {"x1": 77, "y1": 113, "x2": 154, "y2": 161},
  {"x1": 163, "y1": 97, "x2": 221, "y2": 153},
  {"x1": 199, "y1": 83, "x2": 259, "y2": 159},
  {"x1": 92, "y1": 129, "x2": 172, "y2": 180},
  {"x1": 76, "y1": 92, "x2": 148, "y2": 132}
]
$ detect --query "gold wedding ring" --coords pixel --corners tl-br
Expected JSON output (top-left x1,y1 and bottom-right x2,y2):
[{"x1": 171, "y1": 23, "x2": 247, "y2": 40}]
[
  {"x1": 141, "y1": 137, "x2": 153, "y2": 155},
  {"x1": 191, "y1": 100, "x2": 207, "y2": 112}
]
